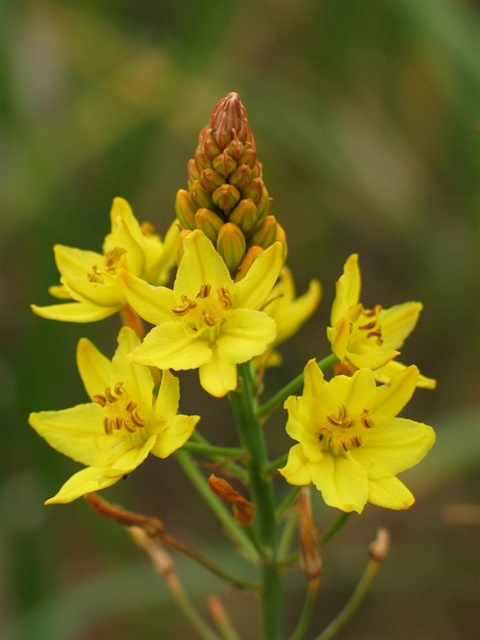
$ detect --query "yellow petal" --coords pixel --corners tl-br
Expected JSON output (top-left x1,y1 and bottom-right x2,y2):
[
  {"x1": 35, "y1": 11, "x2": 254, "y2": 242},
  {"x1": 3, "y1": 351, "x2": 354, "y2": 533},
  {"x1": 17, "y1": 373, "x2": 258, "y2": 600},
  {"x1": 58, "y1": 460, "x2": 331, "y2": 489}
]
[
  {"x1": 45, "y1": 466, "x2": 124, "y2": 504},
  {"x1": 367, "y1": 476, "x2": 414, "y2": 510},
  {"x1": 373, "y1": 365, "x2": 419, "y2": 418},
  {"x1": 199, "y1": 354, "x2": 237, "y2": 397},
  {"x1": 234, "y1": 242, "x2": 283, "y2": 310},
  {"x1": 108, "y1": 198, "x2": 144, "y2": 249},
  {"x1": 31, "y1": 302, "x2": 117, "y2": 322},
  {"x1": 327, "y1": 317, "x2": 350, "y2": 361},
  {"x1": 278, "y1": 443, "x2": 312, "y2": 486},
  {"x1": 152, "y1": 369, "x2": 180, "y2": 427},
  {"x1": 29, "y1": 405, "x2": 127, "y2": 467},
  {"x1": 62, "y1": 275, "x2": 121, "y2": 308},
  {"x1": 346, "y1": 348, "x2": 400, "y2": 371},
  {"x1": 77, "y1": 337, "x2": 112, "y2": 400},
  {"x1": 216, "y1": 310, "x2": 276, "y2": 363},
  {"x1": 109, "y1": 434, "x2": 158, "y2": 471},
  {"x1": 111, "y1": 327, "x2": 154, "y2": 410},
  {"x1": 274, "y1": 276, "x2": 321, "y2": 344},
  {"x1": 328, "y1": 368, "x2": 377, "y2": 415},
  {"x1": 374, "y1": 359, "x2": 437, "y2": 390},
  {"x1": 309, "y1": 453, "x2": 369, "y2": 513},
  {"x1": 130, "y1": 322, "x2": 212, "y2": 370},
  {"x1": 120, "y1": 270, "x2": 175, "y2": 325},
  {"x1": 53, "y1": 245, "x2": 104, "y2": 280},
  {"x1": 379, "y1": 302, "x2": 422, "y2": 350},
  {"x1": 330, "y1": 254, "x2": 360, "y2": 326},
  {"x1": 284, "y1": 396, "x2": 325, "y2": 462},
  {"x1": 352, "y1": 416, "x2": 435, "y2": 479},
  {"x1": 175, "y1": 230, "x2": 231, "y2": 298},
  {"x1": 151, "y1": 415, "x2": 200, "y2": 458}
]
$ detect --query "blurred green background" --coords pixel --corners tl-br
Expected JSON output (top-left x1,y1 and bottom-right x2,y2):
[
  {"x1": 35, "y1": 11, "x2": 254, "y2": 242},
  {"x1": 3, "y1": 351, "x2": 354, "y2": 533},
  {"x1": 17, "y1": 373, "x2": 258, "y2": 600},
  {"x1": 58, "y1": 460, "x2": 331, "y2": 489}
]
[{"x1": 1, "y1": 0, "x2": 478, "y2": 638}]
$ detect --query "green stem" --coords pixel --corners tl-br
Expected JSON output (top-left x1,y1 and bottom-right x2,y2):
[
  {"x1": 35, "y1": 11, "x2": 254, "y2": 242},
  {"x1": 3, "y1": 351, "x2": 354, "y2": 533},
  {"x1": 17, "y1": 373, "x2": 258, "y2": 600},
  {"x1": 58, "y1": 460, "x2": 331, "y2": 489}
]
[
  {"x1": 165, "y1": 573, "x2": 221, "y2": 640},
  {"x1": 264, "y1": 453, "x2": 288, "y2": 476},
  {"x1": 288, "y1": 578, "x2": 320, "y2": 640},
  {"x1": 276, "y1": 486, "x2": 302, "y2": 523},
  {"x1": 182, "y1": 441, "x2": 245, "y2": 458},
  {"x1": 256, "y1": 354, "x2": 339, "y2": 421},
  {"x1": 321, "y1": 512, "x2": 352, "y2": 545},
  {"x1": 175, "y1": 449, "x2": 257, "y2": 561},
  {"x1": 230, "y1": 363, "x2": 283, "y2": 640},
  {"x1": 314, "y1": 555, "x2": 382, "y2": 640}
]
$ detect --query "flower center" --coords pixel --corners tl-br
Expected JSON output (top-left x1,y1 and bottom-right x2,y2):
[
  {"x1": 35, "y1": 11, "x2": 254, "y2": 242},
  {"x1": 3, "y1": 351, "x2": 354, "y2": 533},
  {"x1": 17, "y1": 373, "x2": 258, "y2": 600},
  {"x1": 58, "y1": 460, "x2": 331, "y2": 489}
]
[
  {"x1": 88, "y1": 247, "x2": 127, "y2": 284},
  {"x1": 92, "y1": 382, "x2": 146, "y2": 434},
  {"x1": 172, "y1": 283, "x2": 233, "y2": 340},
  {"x1": 318, "y1": 404, "x2": 374, "y2": 454},
  {"x1": 352, "y1": 304, "x2": 383, "y2": 346}
]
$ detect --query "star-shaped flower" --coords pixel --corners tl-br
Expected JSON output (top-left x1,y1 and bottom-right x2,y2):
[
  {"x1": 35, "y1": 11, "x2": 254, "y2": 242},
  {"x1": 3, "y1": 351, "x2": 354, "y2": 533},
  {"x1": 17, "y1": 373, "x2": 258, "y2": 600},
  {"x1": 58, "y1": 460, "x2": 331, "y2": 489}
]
[
  {"x1": 29, "y1": 327, "x2": 199, "y2": 504},
  {"x1": 121, "y1": 230, "x2": 283, "y2": 397},
  {"x1": 279, "y1": 360, "x2": 435, "y2": 513},
  {"x1": 31, "y1": 198, "x2": 179, "y2": 322},
  {"x1": 327, "y1": 254, "x2": 432, "y2": 381}
]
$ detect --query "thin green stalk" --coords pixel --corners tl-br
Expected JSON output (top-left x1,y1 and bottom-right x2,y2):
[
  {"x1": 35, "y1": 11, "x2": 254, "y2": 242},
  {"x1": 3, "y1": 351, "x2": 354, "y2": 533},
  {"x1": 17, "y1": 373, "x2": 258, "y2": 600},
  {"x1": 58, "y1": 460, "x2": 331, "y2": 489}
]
[
  {"x1": 256, "y1": 354, "x2": 339, "y2": 420},
  {"x1": 321, "y1": 512, "x2": 352, "y2": 545},
  {"x1": 230, "y1": 363, "x2": 283, "y2": 640},
  {"x1": 264, "y1": 453, "x2": 288, "y2": 476},
  {"x1": 190, "y1": 431, "x2": 248, "y2": 480},
  {"x1": 289, "y1": 578, "x2": 320, "y2": 640},
  {"x1": 182, "y1": 441, "x2": 245, "y2": 458},
  {"x1": 276, "y1": 486, "x2": 302, "y2": 522},
  {"x1": 314, "y1": 556, "x2": 382, "y2": 640},
  {"x1": 175, "y1": 449, "x2": 258, "y2": 561}
]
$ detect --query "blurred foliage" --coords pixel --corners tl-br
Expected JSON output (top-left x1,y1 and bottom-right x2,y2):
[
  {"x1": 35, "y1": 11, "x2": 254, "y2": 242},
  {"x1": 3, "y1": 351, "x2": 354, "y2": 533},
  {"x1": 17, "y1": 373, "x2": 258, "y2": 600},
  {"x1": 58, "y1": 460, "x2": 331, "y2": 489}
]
[{"x1": 1, "y1": 0, "x2": 478, "y2": 639}]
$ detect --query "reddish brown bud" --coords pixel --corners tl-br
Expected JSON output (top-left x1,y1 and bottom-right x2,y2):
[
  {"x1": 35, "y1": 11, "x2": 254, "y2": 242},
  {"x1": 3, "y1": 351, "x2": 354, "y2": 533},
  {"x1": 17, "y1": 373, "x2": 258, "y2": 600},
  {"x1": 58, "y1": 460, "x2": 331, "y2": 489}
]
[
  {"x1": 201, "y1": 168, "x2": 226, "y2": 194},
  {"x1": 212, "y1": 184, "x2": 241, "y2": 215},
  {"x1": 212, "y1": 152, "x2": 238, "y2": 178},
  {"x1": 208, "y1": 474, "x2": 255, "y2": 526},
  {"x1": 298, "y1": 488, "x2": 322, "y2": 581},
  {"x1": 208, "y1": 92, "x2": 254, "y2": 149}
]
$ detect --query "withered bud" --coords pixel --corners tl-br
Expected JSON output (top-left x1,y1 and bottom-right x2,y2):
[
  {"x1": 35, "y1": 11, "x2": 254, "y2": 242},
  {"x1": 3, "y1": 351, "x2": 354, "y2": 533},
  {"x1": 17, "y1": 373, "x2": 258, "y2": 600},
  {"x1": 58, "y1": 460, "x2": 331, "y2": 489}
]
[
  {"x1": 129, "y1": 526, "x2": 174, "y2": 576},
  {"x1": 369, "y1": 527, "x2": 390, "y2": 563},
  {"x1": 298, "y1": 488, "x2": 322, "y2": 581},
  {"x1": 208, "y1": 473, "x2": 256, "y2": 526},
  {"x1": 216, "y1": 222, "x2": 246, "y2": 273}
]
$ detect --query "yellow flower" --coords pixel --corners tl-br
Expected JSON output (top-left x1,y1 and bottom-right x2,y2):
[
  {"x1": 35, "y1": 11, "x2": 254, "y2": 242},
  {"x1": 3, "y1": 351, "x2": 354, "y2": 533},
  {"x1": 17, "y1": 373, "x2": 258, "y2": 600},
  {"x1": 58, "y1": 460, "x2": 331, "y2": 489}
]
[
  {"x1": 279, "y1": 360, "x2": 435, "y2": 513},
  {"x1": 257, "y1": 267, "x2": 321, "y2": 367},
  {"x1": 327, "y1": 254, "x2": 423, "y2": 370},
  {"x1": 121, "y1": 230, "x2": 283, "y2": 397},
  {"x1": 29, "y1": 327, "x2": 199, "y2": 504},
  {"x1": 31, "y1": 198, "x2": 179, "y2": 322}
]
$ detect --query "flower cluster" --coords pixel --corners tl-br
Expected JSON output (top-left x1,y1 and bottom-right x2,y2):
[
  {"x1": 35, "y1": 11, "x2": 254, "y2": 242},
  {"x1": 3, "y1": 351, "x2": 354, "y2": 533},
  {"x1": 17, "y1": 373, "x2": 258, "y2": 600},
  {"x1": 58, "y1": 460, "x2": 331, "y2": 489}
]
[{"x1": 29, "y1": 92, "x2": 435, "y2": 517}]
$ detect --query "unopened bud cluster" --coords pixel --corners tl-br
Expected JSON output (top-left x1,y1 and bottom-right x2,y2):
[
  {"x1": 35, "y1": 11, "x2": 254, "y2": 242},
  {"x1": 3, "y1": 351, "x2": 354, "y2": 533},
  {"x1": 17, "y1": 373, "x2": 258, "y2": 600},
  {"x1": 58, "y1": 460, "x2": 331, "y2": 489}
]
[{"x1": 175, "y1": 92, "x2": 287, "y2": 278}]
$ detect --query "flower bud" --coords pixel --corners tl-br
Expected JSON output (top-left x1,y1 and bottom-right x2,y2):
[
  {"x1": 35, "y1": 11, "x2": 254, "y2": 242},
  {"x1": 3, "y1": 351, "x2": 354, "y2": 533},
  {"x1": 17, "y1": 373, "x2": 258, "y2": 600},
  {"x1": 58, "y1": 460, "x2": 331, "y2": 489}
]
[
  {"x1": 175, "y1": 189, "x2": 196, "y2": 230},
  {"x1": 190, "y1": 180, "x2": 214, "y2": 210},
  {"x1": 298, "y1": 488, "x2": 322, "y2": 581},
  {"x1": 187, "y1": 158, "x2": 200, "y2": 181},
  {"x1": 208, "y1": 92, "x2": 254, "y2": 149},
  {"x1": 242, "y1": 177, "x2": 263, "y2": 205},
  {"x1": 229, "y1": 164, "x2": 252, "y2": 191},
  {"x1": 228, "y1": 198, "x2": 258, "y2": 234},
  {"x1": 216, "y1": 222, "x2": 246, "y2": 273},
  {"x1": 224, "y1": 136, "x2": 243, "y2": 160},
  {"x1": 194, "y1": 149, "x2": 212, "y2": 172},
  {"x1": 212, "y1": 184, "x2": 241, "y2": 215},
  {"x1": 208, "y1": 474, "x2": 255, "y2": 526},
  {"x1": 201, "y1": 128, "x2": 221, "y2": 159},
  {"x1": 248, "y1": 215, "x2": 278, "y2": 249},
  {"x1": 234, "y1": 245, "x2": 263, "y2": 281},
  {"x1": 275, "y1": 221, "x2": 288, "y2": 262},
  {"x1": 201, "y1": 168, "x2": 226, "y2": 194},
  {"x1": 255, "y1": 185, "x2": 271, "y2": 221},
  {"x1": 212, "y1": 152, "x2": 238, "y2": 178},
  {"x1": 195, "y1": 208, "x2": 223, "y2": 244},
  {"x1": 176, "y1": 229, "x2": 191, "y2": 264}
]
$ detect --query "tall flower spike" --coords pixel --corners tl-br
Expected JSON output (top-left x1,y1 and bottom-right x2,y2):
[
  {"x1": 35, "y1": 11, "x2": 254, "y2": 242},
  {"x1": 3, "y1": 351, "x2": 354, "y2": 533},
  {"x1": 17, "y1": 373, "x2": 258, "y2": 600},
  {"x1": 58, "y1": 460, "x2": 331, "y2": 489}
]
[
  {"x1": 31, "y1": 198, "x2": 180, "y2": 323},
  {"x1": 175, "y1": 93, "x2": 287, "y2": 278},
  {"x1": 29, "y1": 327, "x2": 199, "y2": 503}
]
